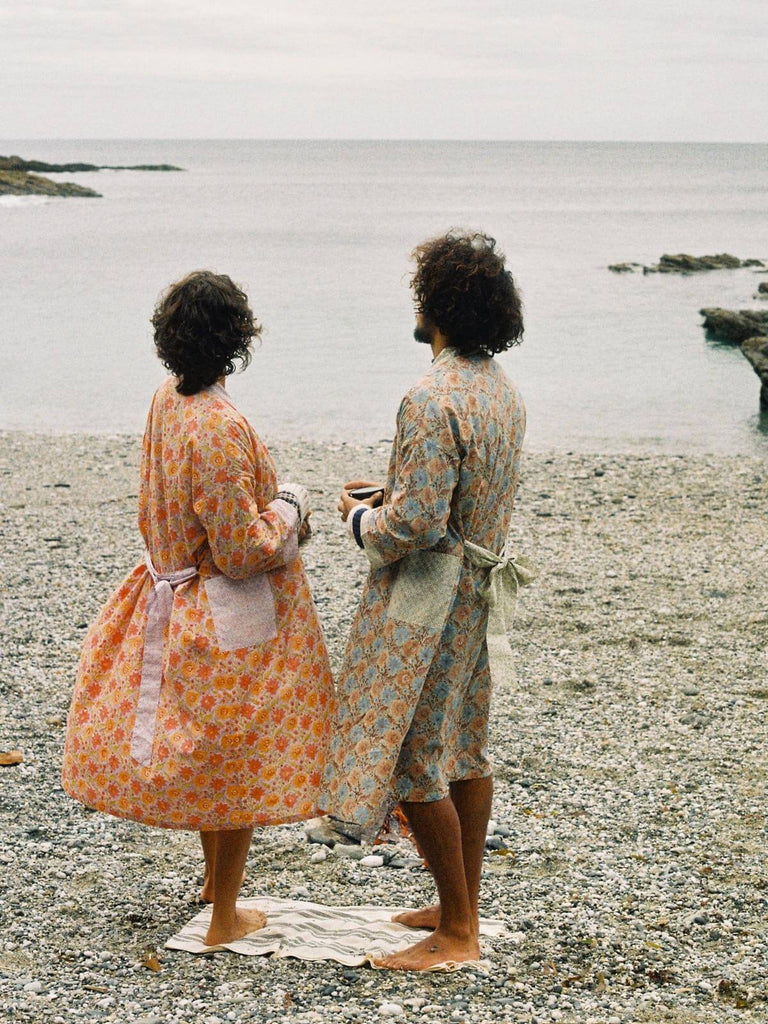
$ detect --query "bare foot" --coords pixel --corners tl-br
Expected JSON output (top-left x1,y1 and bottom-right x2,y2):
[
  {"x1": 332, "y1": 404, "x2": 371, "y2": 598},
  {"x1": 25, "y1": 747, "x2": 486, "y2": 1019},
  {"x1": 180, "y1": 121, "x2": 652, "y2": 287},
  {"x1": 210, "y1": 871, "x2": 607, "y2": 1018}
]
[
  {"x1": 392, "y1": 904, "x2": 440, "y2": 930},
  {"x1": 204, "y1": 907, "x2": 266, "y2": 947},
  {"x1": 374, "y1": 926, "x2": 480, "y2": 971}
]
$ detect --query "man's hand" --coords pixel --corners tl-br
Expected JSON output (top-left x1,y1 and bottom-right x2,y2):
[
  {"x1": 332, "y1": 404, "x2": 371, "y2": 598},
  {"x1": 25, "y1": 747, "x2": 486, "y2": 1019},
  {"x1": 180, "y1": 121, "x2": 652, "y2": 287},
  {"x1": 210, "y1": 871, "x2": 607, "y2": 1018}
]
[{"x1": 338, "y1": 479, "x2": 383, "y2": 522}]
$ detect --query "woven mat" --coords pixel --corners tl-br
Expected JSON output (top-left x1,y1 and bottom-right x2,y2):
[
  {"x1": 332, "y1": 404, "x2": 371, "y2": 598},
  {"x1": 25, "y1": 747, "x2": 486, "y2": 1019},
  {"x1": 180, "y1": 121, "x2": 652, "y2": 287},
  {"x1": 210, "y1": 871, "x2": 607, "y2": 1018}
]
[{"x1": 166, "y1": 896, "x2": 504, "y2": 971}]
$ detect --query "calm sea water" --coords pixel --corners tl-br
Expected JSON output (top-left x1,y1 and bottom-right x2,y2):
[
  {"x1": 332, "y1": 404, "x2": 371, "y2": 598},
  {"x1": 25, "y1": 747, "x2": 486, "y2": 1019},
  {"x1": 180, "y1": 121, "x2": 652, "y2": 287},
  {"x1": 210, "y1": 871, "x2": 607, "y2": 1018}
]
[{"x1": 1, "y1": 139, "x2": 767, "y2": 453}]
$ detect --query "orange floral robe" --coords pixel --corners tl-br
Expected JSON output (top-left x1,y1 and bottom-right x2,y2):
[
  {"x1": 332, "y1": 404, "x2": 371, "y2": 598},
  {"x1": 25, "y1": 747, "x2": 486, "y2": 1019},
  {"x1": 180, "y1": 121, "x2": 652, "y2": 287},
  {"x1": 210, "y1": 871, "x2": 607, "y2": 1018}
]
[{"x1": 62, "y1": 379, "x2": 335, "y2": 831}]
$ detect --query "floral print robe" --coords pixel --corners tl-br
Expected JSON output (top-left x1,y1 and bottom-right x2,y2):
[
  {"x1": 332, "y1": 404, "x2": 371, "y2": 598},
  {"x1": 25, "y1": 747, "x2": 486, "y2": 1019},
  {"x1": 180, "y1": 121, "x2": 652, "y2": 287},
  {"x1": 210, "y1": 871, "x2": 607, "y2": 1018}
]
[
  {"x1": 62, "y1": 379, "x2": 334, "y2": 831},
  {"x1": 321, "y1": 347, "x2": 526, "y2": 834}
]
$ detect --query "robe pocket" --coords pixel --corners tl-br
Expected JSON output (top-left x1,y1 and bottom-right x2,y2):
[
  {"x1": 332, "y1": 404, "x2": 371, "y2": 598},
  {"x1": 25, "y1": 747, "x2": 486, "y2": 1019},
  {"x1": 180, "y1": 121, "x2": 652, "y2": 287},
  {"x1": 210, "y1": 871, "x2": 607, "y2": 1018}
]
[
  {"x1": 388, "y1": 550, "x2": 461, "y2": 629},
  {"x1": 204, "y1": 574, "x2": 277, "y2": 652}
]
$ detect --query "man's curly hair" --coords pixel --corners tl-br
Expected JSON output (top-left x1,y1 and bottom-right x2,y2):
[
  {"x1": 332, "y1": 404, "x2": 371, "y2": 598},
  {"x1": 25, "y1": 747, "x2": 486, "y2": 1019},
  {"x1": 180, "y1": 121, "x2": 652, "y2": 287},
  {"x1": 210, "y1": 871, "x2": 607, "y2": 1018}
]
[
  {"x1": 411, "y1": 231, "x2": 523, "y2": 356},
  {"x1": 152, "y1": 270, "x2": 261, "y2": 395}
]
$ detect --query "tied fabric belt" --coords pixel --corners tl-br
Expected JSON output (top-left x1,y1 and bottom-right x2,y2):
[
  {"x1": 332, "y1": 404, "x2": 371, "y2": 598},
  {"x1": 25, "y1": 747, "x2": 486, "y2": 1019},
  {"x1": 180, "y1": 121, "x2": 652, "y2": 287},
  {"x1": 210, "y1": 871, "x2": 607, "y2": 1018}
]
[
  {"x1": 463, "y1": 539, "x2": 537, "y2": 683},
  {"x1": 130, "y1": 552, "x2": 198, "y2": 766}
]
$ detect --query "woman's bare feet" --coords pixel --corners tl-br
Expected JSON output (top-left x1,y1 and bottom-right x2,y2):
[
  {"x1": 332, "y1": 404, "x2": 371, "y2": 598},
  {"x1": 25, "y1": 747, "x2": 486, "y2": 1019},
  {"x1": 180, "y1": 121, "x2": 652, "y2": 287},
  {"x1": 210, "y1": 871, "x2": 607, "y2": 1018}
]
[
  {"x1": 374, "y1": 926, "x2": 480, "y2": 971},
  {"x1": 392, "y1": 904, "x2": 440, "y2": 930},
  {"x1": 204, "y1": 907, "x2": 266, "y2": 947}
]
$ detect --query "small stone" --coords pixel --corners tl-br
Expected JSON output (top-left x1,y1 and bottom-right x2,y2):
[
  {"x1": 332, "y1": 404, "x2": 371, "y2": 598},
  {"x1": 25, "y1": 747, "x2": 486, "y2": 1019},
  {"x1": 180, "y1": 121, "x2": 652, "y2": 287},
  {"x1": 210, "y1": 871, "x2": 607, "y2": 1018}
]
[
  {"x1": 335, "y1": 844, "x2": 367, "y2": 861},
  {"x1": 485, "y1": 835, "x2": 508, "y2": 851},
  {"x1": 379, "y1": 1002, "x2": 404, "y2": 1017},
  {"x1": 310, "y1": 847, "x2": 329, "y2": 864},
  {"x1": 360, "y1": 854, "x2": 384, "y2": 867},
  {"x1": 683, "y1": 686, "x2": 700, "y2": 696},
  {"x1": 23, "y1": 980, "x2": 43, "y2": 994}
]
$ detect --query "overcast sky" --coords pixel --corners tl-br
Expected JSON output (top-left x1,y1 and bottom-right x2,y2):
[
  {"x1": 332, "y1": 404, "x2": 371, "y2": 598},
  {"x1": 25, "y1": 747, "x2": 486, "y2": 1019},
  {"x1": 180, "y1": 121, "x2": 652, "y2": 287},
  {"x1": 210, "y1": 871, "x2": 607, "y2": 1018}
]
[{"x1": 1, "y1": 0, "x2": 766, "y2": 141}]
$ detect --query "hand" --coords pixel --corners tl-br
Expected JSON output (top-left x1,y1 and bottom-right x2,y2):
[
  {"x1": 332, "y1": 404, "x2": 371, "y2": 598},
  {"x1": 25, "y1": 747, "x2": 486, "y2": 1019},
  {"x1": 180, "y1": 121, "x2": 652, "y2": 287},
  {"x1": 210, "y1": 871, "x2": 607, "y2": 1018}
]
[
  {"x1": 338, "y1": 481, "x2": 382, "y2": 522},
  {"x1": 298, "y1": 511, "x2": 312, "y2": 545}
]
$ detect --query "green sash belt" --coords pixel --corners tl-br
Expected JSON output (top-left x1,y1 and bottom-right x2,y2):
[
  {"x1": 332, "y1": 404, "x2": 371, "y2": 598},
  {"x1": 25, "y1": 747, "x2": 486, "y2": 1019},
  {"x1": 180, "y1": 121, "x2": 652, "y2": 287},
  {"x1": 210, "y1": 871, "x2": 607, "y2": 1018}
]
[{"x1": 463, "y1": 539, "x2": 537, "y2": 682}]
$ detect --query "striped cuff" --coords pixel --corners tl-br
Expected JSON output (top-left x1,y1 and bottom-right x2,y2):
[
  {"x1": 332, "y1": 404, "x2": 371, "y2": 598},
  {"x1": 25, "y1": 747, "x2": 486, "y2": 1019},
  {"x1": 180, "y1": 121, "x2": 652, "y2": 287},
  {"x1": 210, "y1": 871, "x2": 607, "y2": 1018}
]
[{"x1": 346, "y1": 505, "x2": 368, "y2": 549}]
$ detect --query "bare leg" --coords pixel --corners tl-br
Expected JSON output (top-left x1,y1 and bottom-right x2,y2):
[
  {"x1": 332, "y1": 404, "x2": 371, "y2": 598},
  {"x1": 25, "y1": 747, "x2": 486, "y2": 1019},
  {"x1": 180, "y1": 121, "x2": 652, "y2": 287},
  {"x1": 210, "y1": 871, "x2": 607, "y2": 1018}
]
[
  {"x1": 393, "y1": 776, "x2": 493, "y2": 932},
  {"x1": 450, "y1": 775, "x2": 493, "y2": 921},
  {"x1": 199, "y1": 831, "x2": 246, "y2": 904},
  {"x1": 375, "y1": 797, "x2": 480, "y2": 970},
  {"x1": 200, "y1": 831, "x2": 217, "y2": 903},
  {"x1": 204, "y1": 828, "x2": 266, "y2": 947}
]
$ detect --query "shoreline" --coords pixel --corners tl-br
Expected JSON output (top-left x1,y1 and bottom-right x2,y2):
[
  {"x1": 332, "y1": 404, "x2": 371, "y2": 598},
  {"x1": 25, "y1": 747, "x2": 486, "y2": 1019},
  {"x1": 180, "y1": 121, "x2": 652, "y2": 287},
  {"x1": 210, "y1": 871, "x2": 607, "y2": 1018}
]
[
  {"x1": 1, "y1": 434, "x2": 767, "y2": 1023},
  {"x1": 2, "y1": 426, "x2": 767, "y2": 458}
]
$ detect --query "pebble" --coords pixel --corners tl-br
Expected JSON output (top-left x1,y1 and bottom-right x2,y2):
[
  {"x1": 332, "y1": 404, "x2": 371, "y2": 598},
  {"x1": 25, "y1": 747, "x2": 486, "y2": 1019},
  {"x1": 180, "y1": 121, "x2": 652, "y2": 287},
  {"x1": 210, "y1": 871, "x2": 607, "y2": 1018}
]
[
  {"x1": 334, "y1": 844, "x2": 367, "y2": 861},
  {"x1": 1, "y1": 438, "x2": 766, "y2": 1024},
  {"x1": 379, "y1": 1002, "x2": 404, "y2": 1017}
]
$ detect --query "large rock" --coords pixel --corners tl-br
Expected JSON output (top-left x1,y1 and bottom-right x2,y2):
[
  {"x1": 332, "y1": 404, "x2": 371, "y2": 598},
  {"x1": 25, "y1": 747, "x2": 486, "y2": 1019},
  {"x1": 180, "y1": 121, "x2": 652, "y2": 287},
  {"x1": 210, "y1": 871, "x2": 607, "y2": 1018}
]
[
  {"x1": 0, "y1": 170, "x2": 100, "y2": 198},
  {"x1": 699, "y1": 308, "x2": 768, "y2": 344},
  {"x1": 609, "y1": 254, "x2": 765, "y2": 274},
  {"x1": 741, "y1": 336, "x2": 768, "y2": 408}
]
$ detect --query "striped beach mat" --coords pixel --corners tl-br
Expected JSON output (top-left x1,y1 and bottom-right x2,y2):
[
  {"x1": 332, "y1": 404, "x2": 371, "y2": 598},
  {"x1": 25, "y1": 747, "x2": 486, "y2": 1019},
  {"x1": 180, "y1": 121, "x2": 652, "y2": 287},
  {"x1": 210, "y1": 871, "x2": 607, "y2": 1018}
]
[{"x1": 166, "y1": 896, "x2": 504, "y2": 970}]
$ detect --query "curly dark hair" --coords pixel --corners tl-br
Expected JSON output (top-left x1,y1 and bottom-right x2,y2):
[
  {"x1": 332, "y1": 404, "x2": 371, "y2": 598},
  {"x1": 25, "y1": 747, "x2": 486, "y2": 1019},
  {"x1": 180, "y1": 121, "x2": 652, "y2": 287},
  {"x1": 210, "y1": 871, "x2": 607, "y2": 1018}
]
[
  {"x1": 151, "y1": 270, "x2": 261, "y2": 395},
  {"x1": 410, "y1": 231, "x2": 524, "y2": 356}
]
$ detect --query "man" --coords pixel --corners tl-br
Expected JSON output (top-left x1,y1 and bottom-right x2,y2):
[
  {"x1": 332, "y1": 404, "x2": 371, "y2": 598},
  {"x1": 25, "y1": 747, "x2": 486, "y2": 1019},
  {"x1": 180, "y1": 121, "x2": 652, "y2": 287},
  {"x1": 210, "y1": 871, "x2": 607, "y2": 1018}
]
[{"x1": 323, "y1": 231, "x2": 526, "y2": 971}]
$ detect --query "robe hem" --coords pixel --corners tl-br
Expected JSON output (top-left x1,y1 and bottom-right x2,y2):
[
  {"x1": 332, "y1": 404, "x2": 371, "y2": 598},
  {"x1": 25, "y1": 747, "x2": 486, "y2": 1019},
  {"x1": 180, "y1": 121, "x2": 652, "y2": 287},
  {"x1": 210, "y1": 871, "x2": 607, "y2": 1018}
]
[{"x1": 63, "y1": 785, "x2": 324, "y2": 832}]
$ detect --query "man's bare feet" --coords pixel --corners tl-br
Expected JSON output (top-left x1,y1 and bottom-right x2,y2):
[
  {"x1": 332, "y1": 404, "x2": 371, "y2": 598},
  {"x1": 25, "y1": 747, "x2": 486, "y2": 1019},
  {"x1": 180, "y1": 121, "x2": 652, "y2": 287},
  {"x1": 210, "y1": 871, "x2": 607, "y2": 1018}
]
[
  {"x1": 374, "y1": 927, "x2": 480, "y2": 971},
  {"x1": 204, "y1": 907, "x2": 266, "y2": 947},
  {"x1": 392, "y1": 904, "x2": 440, "y2": 930}
]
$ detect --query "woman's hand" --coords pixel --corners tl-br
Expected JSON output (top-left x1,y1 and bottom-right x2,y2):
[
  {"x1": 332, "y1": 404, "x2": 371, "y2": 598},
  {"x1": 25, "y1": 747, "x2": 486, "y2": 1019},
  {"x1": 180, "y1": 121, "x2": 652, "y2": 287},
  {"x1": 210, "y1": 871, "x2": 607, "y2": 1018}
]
[
  {"x1": 298, "y1": 512, "x2": 312, "y2": 544},
  {"x1": 338, "y1": 480, "x2": 383, "y2": 522}
]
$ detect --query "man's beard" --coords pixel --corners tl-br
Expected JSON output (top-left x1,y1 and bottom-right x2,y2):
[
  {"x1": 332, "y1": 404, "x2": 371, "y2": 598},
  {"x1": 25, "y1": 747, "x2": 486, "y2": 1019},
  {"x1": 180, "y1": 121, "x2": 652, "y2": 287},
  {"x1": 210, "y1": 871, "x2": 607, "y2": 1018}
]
[{"x1": 413, "y1": 325, "x2": 433, "y2": 345}]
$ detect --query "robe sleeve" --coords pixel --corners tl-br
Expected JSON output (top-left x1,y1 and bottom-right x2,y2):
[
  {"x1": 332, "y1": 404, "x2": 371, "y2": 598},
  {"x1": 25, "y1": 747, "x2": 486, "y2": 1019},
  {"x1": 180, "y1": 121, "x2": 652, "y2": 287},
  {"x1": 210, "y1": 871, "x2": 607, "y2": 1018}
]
[
  {"x1": 191, "y1": 413, "x2": 298, "y2": 579},
  {"x1": 359, "y1": 389, "x2": 459, "y2": 569}
]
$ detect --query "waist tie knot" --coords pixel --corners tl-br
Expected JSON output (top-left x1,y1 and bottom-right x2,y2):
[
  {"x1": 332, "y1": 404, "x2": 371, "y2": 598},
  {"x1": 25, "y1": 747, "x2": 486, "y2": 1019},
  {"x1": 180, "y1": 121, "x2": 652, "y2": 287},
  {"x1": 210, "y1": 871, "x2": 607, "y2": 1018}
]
[
  {"x1": 130, "y1": 552, "x2": 198, "y2": 766},
  {"x1": 463, "y1": 539, "x2": 537, "y2": 682}
]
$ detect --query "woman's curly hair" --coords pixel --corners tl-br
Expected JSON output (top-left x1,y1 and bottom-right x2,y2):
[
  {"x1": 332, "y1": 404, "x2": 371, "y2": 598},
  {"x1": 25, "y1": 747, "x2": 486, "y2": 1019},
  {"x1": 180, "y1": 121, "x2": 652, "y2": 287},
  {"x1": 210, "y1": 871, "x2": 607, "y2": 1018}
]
[
  {"x1": 152, "y1": 270, "x2": 261, "y2": 395},
  {"x1": 411, "y1": 231, "x2": 523, "y2": 356}
]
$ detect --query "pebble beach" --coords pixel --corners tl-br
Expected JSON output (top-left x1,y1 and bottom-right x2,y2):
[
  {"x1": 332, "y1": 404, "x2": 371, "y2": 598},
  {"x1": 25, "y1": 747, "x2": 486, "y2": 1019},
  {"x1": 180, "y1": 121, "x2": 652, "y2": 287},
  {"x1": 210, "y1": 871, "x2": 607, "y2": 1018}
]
[{"x1": 1, "y1": 430, "x2": 767, "y2": 1024}]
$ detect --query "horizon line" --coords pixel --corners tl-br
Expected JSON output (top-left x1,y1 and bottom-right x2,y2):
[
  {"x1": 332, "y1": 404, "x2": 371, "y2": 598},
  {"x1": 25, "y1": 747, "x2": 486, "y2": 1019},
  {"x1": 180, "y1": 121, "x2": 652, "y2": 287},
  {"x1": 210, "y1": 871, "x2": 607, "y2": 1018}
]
[{"x1": 2, "y1": 136, "x2": 767, "y2": 146}]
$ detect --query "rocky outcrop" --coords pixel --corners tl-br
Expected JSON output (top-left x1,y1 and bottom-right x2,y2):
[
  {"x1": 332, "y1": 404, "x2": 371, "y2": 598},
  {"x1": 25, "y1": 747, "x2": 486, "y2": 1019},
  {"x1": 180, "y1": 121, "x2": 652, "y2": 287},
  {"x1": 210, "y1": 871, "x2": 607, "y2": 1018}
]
[
  {"x1": 0, "y1": 170, "x2": 100, "y2": 198},
  {"x1": 607, "y1": 262, "x2": 643, "y2": 273},
  {"x1": 0, "y1": 154, "x2": 183, "y2": 172},
  {"x1": 741, "y1": 336, "x2": 768, "y2": 407},
  {"x1": 699, "y1": 308, "x2": 768, "y2": 344},
  {"x1": 699, "y1": 308, "x2": 768, "y2": 409},
  {"x1": 755, "y1": 281, "x2": 768, "y2": 299},
  {"x1": 609, "y1": 253, "x2": 765, "y2": 274}
]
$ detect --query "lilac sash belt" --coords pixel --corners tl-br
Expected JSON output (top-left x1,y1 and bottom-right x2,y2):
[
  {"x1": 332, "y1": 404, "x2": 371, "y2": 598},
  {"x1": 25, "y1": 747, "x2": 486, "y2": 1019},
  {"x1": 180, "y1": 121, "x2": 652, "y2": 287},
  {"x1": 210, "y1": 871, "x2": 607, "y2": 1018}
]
[{"x1": 130, "y1": 552, "x2": 198, "y2": 766}]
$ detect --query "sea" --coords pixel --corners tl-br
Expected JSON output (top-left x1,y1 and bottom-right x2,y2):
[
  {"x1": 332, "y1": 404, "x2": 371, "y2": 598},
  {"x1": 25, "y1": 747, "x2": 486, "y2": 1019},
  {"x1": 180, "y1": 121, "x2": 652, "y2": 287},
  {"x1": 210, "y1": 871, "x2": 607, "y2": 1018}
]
[{"x1": 1, "y1": 139, "x2": 767, "y2": 454}]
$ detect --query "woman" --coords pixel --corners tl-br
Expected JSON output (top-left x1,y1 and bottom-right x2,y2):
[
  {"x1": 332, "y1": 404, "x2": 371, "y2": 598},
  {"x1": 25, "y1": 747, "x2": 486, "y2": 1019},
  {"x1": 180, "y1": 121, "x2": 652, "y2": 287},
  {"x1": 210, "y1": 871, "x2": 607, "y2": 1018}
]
[{"x1": 62, "y1": 270, "x2": 335, "y2": 947}]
